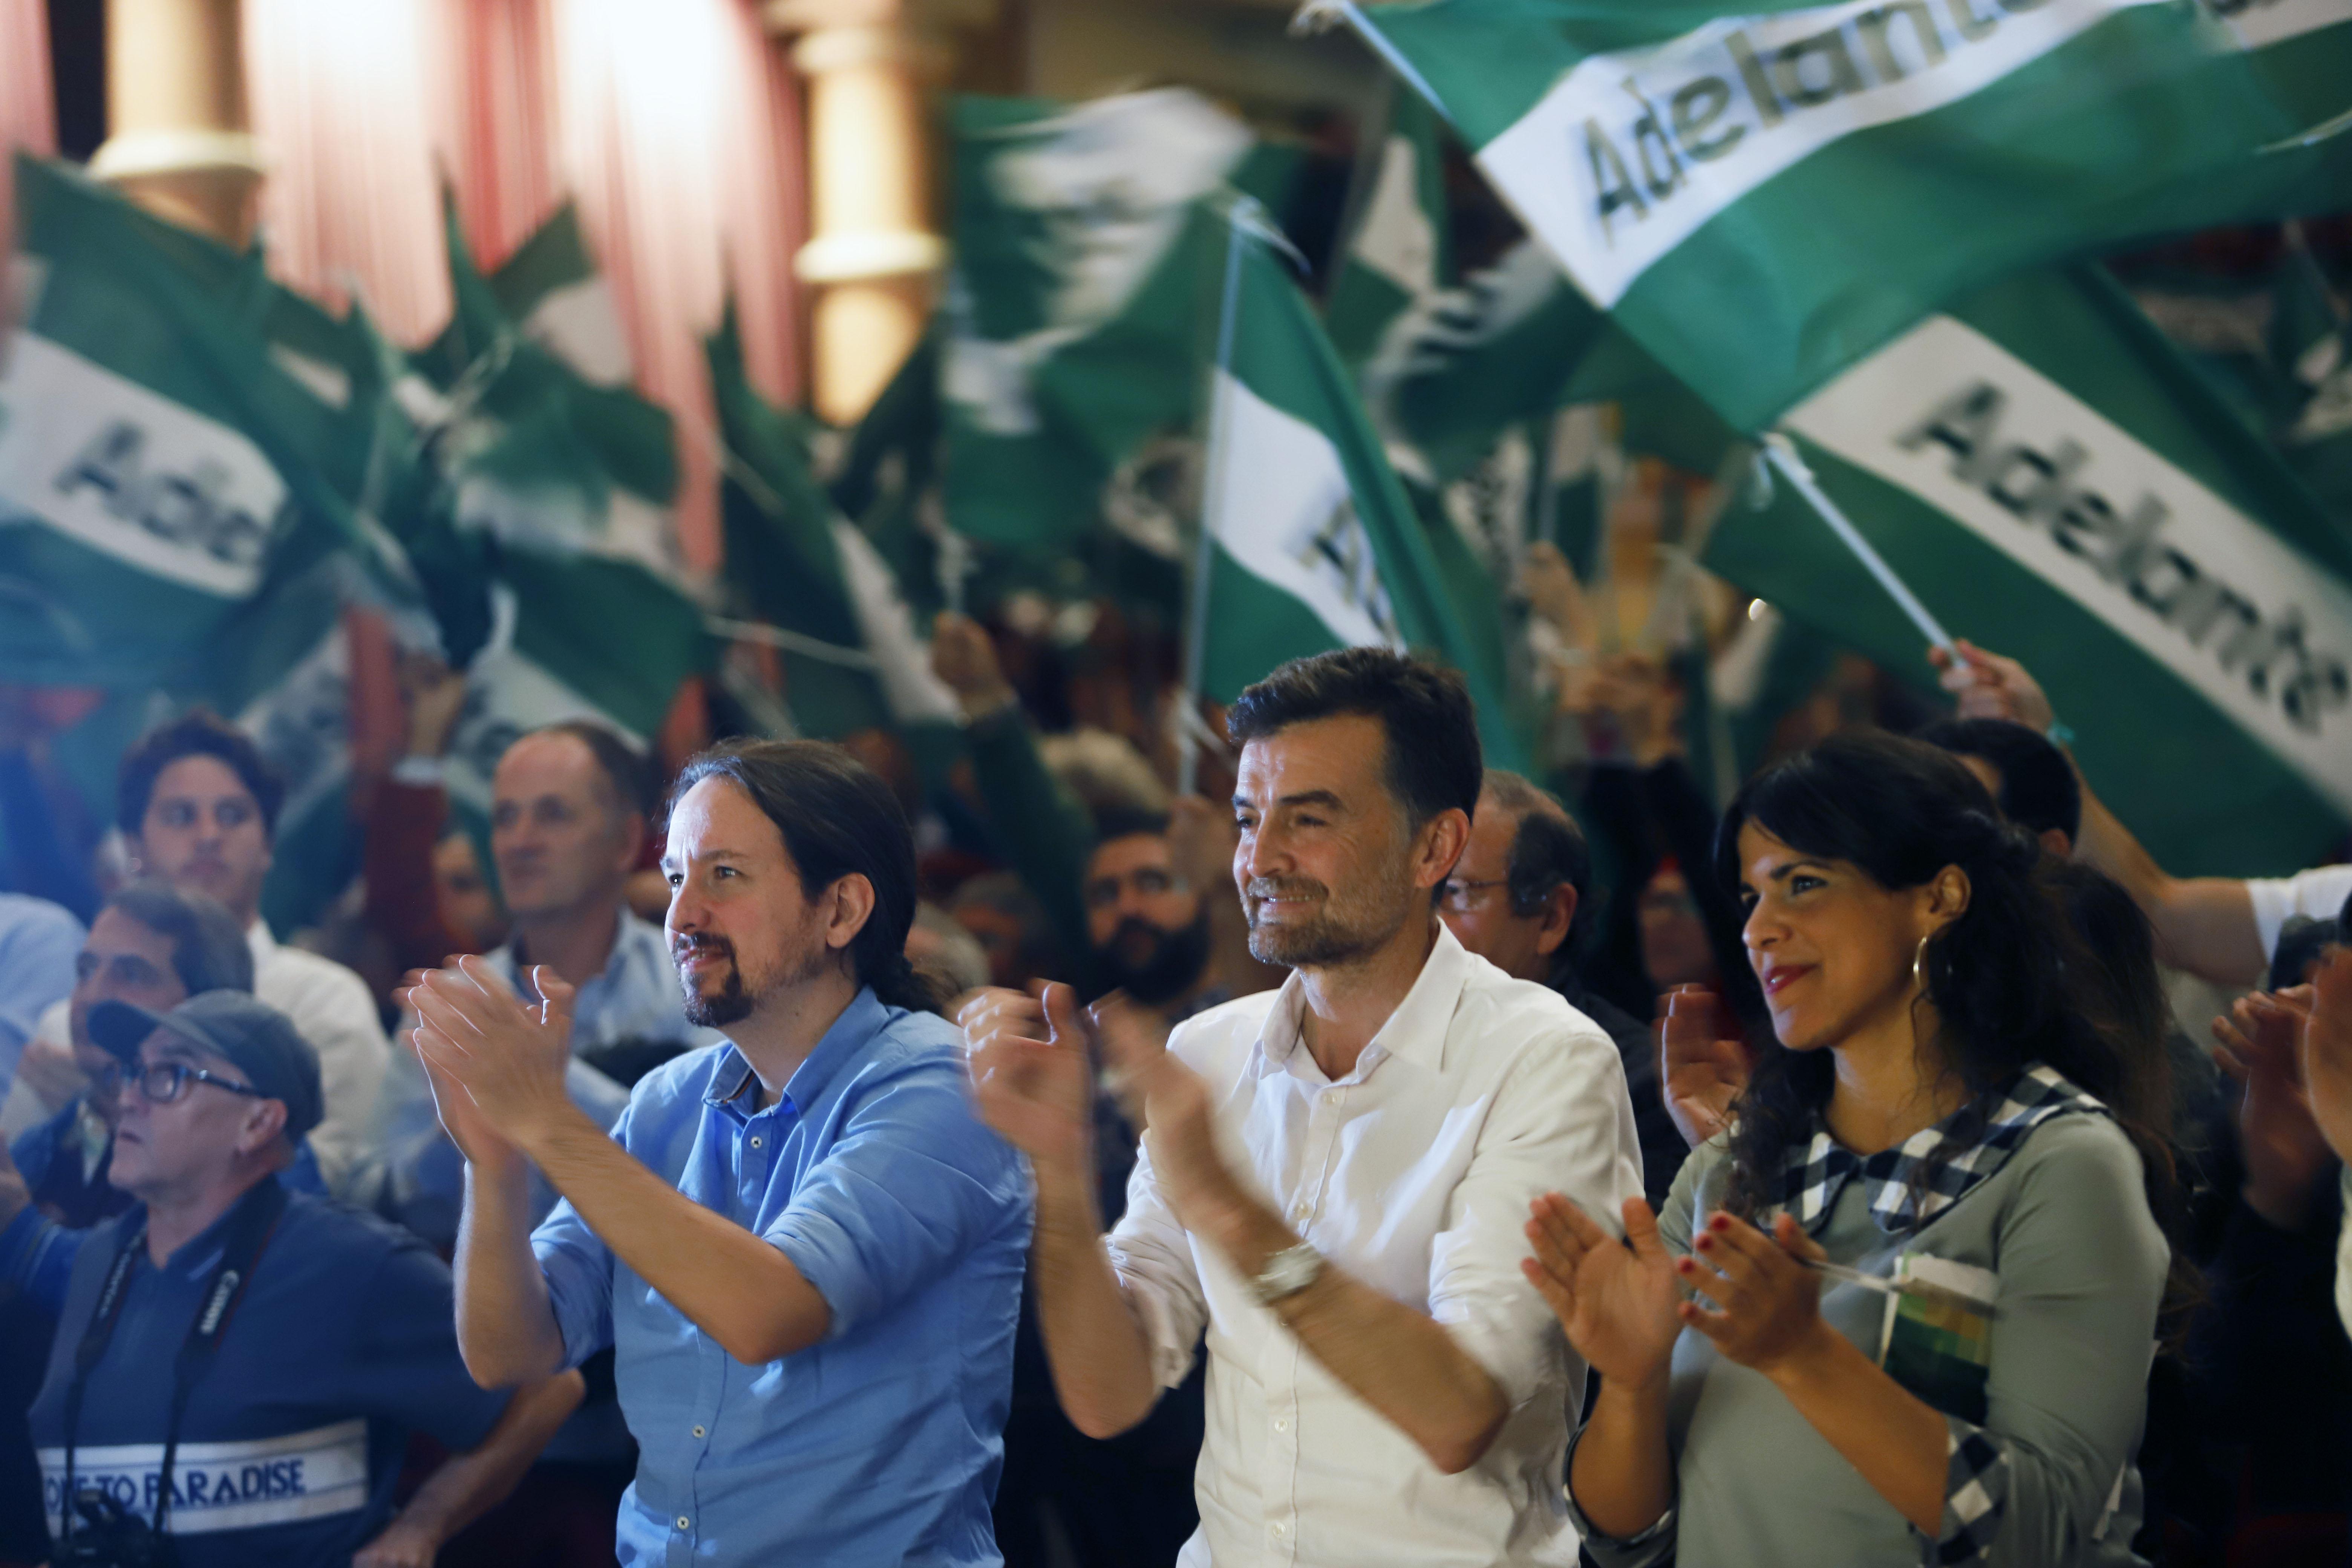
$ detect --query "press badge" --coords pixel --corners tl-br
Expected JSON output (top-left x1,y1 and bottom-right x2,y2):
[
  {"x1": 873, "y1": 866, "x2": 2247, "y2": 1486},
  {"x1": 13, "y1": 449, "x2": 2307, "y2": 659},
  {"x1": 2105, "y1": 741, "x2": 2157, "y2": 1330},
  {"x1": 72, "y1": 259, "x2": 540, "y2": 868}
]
[{"x1": 1875, "y1": 1254, "x2": 1998, "y2": 1423}]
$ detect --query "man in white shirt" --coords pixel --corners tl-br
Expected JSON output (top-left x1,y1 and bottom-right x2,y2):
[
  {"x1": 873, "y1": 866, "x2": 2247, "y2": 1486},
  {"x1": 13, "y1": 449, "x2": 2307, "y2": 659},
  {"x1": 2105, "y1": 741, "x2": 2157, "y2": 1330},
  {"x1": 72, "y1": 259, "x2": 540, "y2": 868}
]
[
  {"x1": 108, "y1": 713, "x2": 389, "y2": 1191},
  {"x1": 966, "y1": 647, "x2": 1642, "y2": 1567}
]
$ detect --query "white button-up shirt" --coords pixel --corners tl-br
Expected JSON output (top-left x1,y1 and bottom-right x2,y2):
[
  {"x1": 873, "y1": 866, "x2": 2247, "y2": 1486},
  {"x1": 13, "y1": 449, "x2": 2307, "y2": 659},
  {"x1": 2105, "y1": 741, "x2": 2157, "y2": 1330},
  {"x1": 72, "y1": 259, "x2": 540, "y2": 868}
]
[
  {"x1": 1106, "y1": 923, "x2": 1643, "y2": 1568},
  {"x1": 247, "y1": 921, "x2": 391, "y2": 1194}
]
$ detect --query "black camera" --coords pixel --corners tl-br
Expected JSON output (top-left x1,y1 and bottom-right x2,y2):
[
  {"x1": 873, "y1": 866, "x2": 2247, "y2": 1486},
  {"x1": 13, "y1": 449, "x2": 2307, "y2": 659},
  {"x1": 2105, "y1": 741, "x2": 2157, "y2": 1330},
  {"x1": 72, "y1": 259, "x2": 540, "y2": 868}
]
[{"x1": 51, "y1": 1487, "x2": 176, "y2": 1568}]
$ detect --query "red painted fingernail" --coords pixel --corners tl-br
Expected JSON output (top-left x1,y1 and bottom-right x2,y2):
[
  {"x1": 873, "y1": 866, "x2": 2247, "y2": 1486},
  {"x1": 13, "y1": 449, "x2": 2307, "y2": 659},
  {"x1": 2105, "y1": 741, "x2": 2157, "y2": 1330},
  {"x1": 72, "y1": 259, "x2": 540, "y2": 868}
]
[{"x1": 1710, "y1": 1214, "x2": 1732, "y2": 1232}]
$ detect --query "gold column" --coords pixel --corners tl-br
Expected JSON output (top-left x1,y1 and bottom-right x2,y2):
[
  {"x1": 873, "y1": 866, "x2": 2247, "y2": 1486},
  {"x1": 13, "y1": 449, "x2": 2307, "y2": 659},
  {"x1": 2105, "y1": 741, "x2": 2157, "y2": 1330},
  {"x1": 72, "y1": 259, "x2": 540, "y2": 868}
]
[
  {"x1": 92, "y1": 0, "x2": 264, "y2": 246},
  {"x1": 767, "y1": 0, "x2": 970, "y2": 426}
]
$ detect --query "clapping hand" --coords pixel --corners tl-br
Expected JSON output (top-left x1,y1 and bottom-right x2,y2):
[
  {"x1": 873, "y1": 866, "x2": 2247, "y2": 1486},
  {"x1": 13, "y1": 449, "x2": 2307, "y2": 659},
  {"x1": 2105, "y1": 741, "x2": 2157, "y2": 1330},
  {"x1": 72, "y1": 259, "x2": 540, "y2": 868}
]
[
  {"x1": 1522, "y1": 1194, "x2": 1683, "y2": 1391},
  {"x1": 2303, "y1": 951, "x2": 2352, "y2": 1167},
  {"x1": 1092, "y1": 992, "x2": 1237, "y2": 1233},
  {"x1": 2213, "y1": 985, "x2": 2331, "y2": 1228},
  {"x1": 1677, "y1": 1210, "x2": 1833, "y2": 1379},
  {"x1": 1659, "y1": 986, "x2": 1748, "y2": 1150},
  {"x1": 964, "y1": 983, "x2": 1097, "y2": 1177},
  {"x1": 400, "y1": 957, "x2": 577, "y2": 1165}
]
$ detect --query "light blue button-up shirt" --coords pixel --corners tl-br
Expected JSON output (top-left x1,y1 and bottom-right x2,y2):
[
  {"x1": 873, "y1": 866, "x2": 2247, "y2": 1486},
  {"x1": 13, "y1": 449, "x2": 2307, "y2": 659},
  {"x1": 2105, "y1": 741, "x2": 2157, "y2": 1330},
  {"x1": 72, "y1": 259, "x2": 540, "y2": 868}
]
[{"x1": 532, "y1": 989, "x2": 1032, "y2": 1568}]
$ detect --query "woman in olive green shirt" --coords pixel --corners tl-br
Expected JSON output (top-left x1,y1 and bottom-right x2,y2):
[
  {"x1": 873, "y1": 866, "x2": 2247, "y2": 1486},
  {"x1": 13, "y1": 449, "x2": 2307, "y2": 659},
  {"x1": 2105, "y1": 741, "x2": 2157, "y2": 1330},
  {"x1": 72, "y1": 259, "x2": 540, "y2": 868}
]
[{"x1": 1526, "y1": 730, "x2": 2180, "y2": 1567}]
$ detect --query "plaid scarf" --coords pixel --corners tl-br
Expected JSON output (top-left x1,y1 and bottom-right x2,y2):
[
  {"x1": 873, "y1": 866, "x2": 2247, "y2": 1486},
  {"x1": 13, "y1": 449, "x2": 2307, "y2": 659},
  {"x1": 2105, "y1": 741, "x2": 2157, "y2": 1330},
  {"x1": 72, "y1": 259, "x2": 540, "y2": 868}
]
[{"x1": 1776, "y1": 1063, "x2": 2109, "y2": 1236}]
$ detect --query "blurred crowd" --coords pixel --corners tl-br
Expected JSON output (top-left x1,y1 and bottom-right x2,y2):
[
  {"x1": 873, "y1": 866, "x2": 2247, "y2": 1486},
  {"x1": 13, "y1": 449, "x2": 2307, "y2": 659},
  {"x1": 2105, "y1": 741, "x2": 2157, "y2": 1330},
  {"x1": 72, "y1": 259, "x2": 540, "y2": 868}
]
[{"x1": 0, "y1": 533, "x2": 2344, "y2": 1568}]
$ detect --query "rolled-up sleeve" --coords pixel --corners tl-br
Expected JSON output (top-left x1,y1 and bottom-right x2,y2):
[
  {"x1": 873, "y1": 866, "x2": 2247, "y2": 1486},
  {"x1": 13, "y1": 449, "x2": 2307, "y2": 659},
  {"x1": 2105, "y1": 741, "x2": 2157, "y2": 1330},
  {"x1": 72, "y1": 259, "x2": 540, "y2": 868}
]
[
  {"x1": 530, "y1": 1100, "x2": 631, "y2": 1370},
  {"x1": 1906, "y1": 1117, "x2": 2165, "y2": 1568},
  {"x1": 1429, "y1": 1021, "x2": 1644, "y2": 1407},
  {"x1": 761, "y1": 1056, "x2": 1030, "y2": 1340},
  {"x1": 1104, "y1": 1139, "x2": 1210, "y2": 1391}
]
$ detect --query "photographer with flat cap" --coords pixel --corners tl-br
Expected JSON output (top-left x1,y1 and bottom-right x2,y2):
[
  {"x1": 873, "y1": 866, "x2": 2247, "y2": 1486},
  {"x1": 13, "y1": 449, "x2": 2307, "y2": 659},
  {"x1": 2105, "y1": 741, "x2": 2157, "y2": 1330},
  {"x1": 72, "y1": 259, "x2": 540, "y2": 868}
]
[{"x1": 0, "y1": 992, "x2": 578, "y2": 1568}]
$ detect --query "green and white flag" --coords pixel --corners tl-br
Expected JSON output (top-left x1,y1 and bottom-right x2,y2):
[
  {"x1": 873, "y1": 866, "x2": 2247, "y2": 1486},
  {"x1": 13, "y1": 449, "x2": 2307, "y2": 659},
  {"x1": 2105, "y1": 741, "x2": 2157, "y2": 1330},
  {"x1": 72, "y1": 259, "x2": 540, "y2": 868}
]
[
  {"x1": 441, "y1": 549, "x2": 712, "y2": 822},
  {"x1": 2266, "y1": 230, "x2": 2352, "y2": 525},
  {"x1": 0, "y1": 158, "x2": 457, "y2": 931},
  {"x1": 1327, "y1": 87, "x2": 1453, "y2": 366},
  {"x1": 708, "y1": 304, "x2": 959, "y2": 740},
  {"x1": 1331, "y1": 0, "x2": 2350, "y2": 431},
  {"x1": 409, "y1": 203, "x2": 714, "y2": 826},
  {"x1": 0, "y1": 156, "x2": 378, "y2": 689},
  {"x1": 1704, "y1": 262, "x2": 2352, "y2": 875},
  {"x1": 944, "y1": 89, "x2": 1250, "y2": 551},
  {"x1": 485, "y1": 204, "x2": 635, "y2": 386},
  {"x1": 415, "y1": 198, "x2": 690, "y2": 589},
  {"x1": 1193, "y1": 205, "x2": 1528, "y2": 773}
]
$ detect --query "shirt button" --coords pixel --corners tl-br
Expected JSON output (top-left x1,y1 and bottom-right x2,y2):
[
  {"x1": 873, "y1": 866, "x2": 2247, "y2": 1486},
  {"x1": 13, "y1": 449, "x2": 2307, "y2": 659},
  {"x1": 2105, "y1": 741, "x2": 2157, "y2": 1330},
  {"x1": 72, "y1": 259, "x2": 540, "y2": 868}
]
[
  {"x1": 749, "y1": 1135, "x2": 763, "y2": 1149},
  {"x1": 691, "y1": 1425, "x2": 706, "y2": 1438},
  {"x1": 676, "y1": 1516, "x2": 691, "y2": 1531},
  {"x1": 1269, "y1": 1521, "x2": 1287, "y2": 1540},
  {"x1": 1273, "y1": 1416, "x2": 1290, "y2": 1433},
  {"x1": 1289, "y1": 1202, "x2": 1309, "y2": 1223}
]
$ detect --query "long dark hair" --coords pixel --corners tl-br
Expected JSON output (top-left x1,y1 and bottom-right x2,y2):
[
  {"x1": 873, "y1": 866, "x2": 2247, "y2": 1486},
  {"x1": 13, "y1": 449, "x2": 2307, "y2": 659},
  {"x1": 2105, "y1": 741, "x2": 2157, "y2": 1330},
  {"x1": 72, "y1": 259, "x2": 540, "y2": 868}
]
[
  {"x1": 1710, "y1": 731, "x2": 2180, "y2": 1247},
  {"x1": 670, "y1": 739, "x2": 940, "y2": 1015}
]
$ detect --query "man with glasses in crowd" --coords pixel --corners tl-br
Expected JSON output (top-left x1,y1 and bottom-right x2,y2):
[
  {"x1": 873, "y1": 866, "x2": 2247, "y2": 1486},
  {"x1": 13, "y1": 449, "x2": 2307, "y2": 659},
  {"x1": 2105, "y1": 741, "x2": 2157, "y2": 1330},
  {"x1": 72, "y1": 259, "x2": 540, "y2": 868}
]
[
  {"x1": 0, "y1": 881, "x2": 262, "y2": 1566},
  {"x1": 1437, "y1": 770, "x2": 1686, "y2": 1206},
  {"x1": 0, "y1": 991, "x2": 578, "y2": 1567}
]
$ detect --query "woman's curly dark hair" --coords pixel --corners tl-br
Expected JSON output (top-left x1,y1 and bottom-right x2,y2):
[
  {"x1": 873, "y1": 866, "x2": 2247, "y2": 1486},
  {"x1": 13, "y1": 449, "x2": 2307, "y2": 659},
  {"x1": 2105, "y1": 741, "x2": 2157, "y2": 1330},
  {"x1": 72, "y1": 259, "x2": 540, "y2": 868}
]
[{"x1": 1709, "y1": 731, "x2": 2187, "y2": 1318}]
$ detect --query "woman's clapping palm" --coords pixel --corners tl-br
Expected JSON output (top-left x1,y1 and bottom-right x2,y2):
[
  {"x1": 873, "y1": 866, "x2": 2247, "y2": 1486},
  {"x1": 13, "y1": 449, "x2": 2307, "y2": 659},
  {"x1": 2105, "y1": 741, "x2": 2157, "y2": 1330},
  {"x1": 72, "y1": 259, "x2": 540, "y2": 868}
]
[{"x1": 1522, "y1": 1194, "x2": 1685, "y2": 1389}]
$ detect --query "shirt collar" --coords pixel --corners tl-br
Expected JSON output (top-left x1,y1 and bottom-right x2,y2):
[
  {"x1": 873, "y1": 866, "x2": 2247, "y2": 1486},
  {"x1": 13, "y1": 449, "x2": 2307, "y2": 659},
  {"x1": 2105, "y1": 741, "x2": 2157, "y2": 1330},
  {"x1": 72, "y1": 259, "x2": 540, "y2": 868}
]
[
  {"x1": 1255, "y1": 920, "x2": 1470, "y2": 1082},
  {"x1": 1776, "y1": 1063, "x2": 2108, "y2": 1235},
  {"x1": 701, "y1": 987, "x2": 893, "y2": 1117},
  {"x1": 245, "y1": 920, "x2": 276, "y2": 962},
  {"x1": 132, "y1": 1172, "x2": 288, "y2": 1278},
  {"x1": 501, "y1": 905, "x2": 653, "y2": 992}
]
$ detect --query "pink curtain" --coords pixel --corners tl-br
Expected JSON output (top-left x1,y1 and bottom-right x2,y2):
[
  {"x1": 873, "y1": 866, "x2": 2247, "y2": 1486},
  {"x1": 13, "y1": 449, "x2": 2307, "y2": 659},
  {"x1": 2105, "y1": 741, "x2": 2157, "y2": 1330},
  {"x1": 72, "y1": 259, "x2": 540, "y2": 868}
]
[
  {"x1": 542, "y1": 0, "x2": 806, "y2": 567},
  {"x1": 245, "y1": 0, "x2": 807, "y2": 570},
  {"x1": 245, "y1": 0, "x2": 454, "y2": 344},
  {"x1": 439, "y1": 0, "x2": 560, "y2": 273},
  {"x1": 2, "y1": 0, "x2": 55, "y2": 267}
]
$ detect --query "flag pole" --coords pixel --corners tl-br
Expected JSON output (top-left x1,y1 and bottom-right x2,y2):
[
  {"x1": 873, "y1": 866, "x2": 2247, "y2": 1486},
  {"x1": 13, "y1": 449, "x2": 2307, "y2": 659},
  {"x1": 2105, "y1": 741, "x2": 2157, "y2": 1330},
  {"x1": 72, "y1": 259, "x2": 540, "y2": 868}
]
[
  {"x1": 1758, "y1": 432, "x2": 1957, "y2": 657},
  {"x1": 1293, "y1": 2, "x2": 1456, "y2": 132},
  {"x1": 1177, "y1": 203, "x2": 1254, "y2": 799}
]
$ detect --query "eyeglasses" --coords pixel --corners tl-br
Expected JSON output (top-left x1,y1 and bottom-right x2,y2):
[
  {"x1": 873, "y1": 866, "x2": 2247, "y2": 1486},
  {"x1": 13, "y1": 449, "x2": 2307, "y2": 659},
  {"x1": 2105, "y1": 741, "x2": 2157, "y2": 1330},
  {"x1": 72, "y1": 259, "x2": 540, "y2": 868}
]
[
  {"x1": 98, "y1": 1061, "x2": 266, "y2": 1108},
  {"x1": 1439, "y1": 878, "x2": 1513, "y2": 914}
]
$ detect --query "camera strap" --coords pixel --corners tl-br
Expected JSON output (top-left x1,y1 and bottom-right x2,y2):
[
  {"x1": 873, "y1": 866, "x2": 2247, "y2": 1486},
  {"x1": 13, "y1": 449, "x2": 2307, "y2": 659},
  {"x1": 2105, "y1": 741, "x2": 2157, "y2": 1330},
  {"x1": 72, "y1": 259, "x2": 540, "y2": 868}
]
[{"x1": 58, "y1": 1177, "x2": 290, "y2": 1544}]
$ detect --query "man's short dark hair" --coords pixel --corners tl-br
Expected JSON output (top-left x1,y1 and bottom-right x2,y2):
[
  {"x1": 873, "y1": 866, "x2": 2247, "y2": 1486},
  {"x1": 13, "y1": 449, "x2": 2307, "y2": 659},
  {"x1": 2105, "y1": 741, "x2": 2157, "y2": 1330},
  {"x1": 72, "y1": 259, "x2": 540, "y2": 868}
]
[
  {"x1": 530, "y1": 720, "x2": 654, "y2": 820},
  {"x1": 1226, "y1": 648, "x2": 1482, "y2": 828},
  {"x1": 117, "y1": 711, "x2": 286, "y2": 839},
  {"x1": 1091, "y1": 805, "x2": 1171, "y2": 849},
  {"x1": 1484, "y1": 772, "x2": 1591, "y2": 931},
  {"x1": 1913, "y1": 717, "x2": 2082, "y2": 845},
  {"x1": 106, "y1": 879, "x2": 256, "y2": 995}
]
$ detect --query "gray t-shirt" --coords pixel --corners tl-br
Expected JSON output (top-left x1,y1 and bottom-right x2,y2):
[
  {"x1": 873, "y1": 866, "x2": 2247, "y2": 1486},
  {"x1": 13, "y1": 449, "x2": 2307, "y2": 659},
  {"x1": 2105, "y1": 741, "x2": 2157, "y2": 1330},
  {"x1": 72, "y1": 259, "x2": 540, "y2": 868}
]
[{"x1": 1576, "y1": 1111, "x2": 2167, "y2": 1568}]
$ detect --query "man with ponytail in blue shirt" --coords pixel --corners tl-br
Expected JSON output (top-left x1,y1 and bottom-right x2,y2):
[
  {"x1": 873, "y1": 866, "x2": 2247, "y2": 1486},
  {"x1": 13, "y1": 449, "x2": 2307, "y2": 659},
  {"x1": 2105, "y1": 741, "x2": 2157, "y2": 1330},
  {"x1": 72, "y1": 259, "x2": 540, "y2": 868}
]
[{"x1": 404, "y1": 738, "x2": 1032, "y2": 1568}]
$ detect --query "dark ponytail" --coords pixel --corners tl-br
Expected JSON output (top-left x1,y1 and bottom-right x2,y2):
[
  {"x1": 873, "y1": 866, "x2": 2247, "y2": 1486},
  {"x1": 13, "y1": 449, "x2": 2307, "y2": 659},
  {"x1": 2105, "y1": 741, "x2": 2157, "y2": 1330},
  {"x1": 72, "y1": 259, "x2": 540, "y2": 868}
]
[
  {"x1": 1709, "y1": 730, "x2": 2186, "y2": 1308},
  {"x1": 669, "y1": 739, "x2": 943, "y2": 1016}
]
